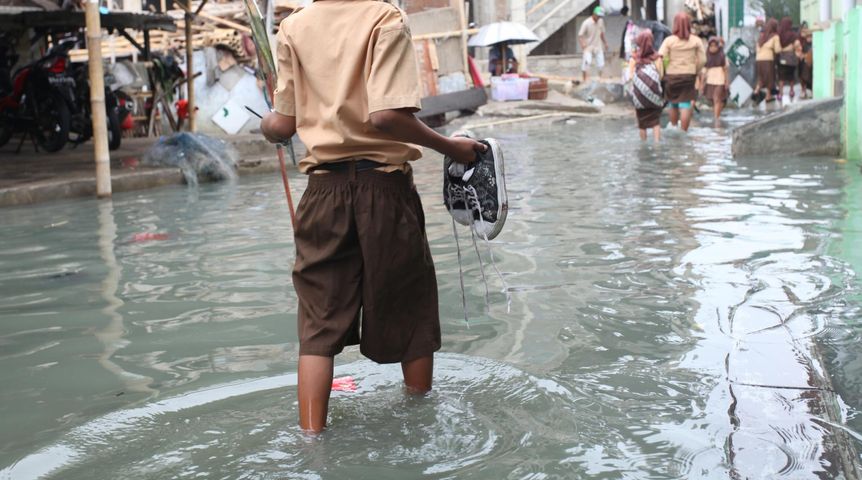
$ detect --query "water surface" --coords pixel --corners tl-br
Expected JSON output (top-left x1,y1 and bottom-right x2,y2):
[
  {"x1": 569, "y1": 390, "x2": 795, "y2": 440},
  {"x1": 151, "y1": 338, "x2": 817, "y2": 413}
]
[{"x1": 1, "y1": 115, "x2": 861, "y2": 479}]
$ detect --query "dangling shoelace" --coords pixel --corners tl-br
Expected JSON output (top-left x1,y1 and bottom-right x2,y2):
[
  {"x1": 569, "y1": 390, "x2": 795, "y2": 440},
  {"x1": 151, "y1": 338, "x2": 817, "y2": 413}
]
[{"x1": 447, "y1": 183, "x2": 511, "y2": 325}]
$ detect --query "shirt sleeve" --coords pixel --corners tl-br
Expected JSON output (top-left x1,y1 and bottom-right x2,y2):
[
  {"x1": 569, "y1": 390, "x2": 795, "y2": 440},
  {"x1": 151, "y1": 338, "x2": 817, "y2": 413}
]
[
  {"x1": 272, "y1": 24, "x2": 296, "y2": 116},
  {"x1": 367, "y1": 15, "x2": 422, "y2": 114},
  {"x1": 578, "y1": 20, "x2": 589, "y2": 38}
]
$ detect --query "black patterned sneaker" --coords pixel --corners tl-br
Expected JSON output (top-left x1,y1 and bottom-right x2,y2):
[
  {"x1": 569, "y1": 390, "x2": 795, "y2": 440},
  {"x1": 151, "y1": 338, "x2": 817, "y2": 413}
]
[{"x1": 443, "y1": 132, "x2": 508, "y2": 240}]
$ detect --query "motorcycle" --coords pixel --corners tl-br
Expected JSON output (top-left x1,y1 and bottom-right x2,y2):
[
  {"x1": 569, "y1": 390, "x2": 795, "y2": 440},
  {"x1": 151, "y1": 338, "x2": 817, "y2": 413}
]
[
  {"x1": 0, "y1": 42, "x2": 71, "y2": 153},
  {"x1": 47, "y1": 40, "x2": 126, "y2": 151}
]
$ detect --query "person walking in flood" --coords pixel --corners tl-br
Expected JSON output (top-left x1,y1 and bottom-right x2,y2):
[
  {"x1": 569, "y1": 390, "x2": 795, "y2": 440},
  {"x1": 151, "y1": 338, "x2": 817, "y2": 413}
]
[
  {"x1": 579, "y1": 6, "x2": 609, "y2": 84},
  {"x1": 754, "y1": 18, "x2": 780, "y2": 103},
  {"x1": 700, "y1": 37, "x2": 729, "y2": 125},
  {"x1": 776, "y1": 16, "x2": 801, "y2": 103},
  {"x1": 798, "y1": 25, "x2": 814, "y2": 99},
  {"x1": 628, "y1": 30, "x2": 664, "y2": 141},
  {"x1": 658, "y1": 12, "x2": 706, "y2": 132},
  {"x1": 259, "y1": 0, "x2": 486, "y2": 433}
]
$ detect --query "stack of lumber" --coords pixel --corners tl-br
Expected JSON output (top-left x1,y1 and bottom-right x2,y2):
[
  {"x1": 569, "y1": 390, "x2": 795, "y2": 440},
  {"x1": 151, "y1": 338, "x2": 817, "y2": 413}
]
[{"x1": 69, "y1": 0, "x2": 300, "y2": 62}]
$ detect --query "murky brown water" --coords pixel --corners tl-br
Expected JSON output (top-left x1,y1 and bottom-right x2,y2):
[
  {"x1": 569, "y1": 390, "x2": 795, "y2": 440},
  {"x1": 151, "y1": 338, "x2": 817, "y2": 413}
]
[{"x1": 1, "y1": 114, "x2": 861, "y2": 478}]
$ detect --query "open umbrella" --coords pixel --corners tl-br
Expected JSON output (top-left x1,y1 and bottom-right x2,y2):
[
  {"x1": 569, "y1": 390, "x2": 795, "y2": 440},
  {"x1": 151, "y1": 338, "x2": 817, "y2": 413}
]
[
  {"x1": 468, "y1": 22, "x2": 540, "y2": 76},
  {"x1": 467, "y1": 21, "x2": 540, "y2": 47}
]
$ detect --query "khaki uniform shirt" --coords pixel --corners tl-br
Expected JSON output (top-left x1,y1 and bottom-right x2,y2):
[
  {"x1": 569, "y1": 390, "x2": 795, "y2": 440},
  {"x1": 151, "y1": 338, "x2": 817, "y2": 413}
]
[
  {"x1": 705, "y1": 66, "x2": 726, "y2": 85},
  {"x1": 756, "y1": 35, "x2": 781, "y2": 61},
  {"x1": 273, "y1": 0, "x2": 423, "y2": 174},
  {"x1": 578, "y1": 17, "x2": 605, "y2": 54},
  {"x1": 658, "y1": 35, "x2": 707, "y2": 75}
]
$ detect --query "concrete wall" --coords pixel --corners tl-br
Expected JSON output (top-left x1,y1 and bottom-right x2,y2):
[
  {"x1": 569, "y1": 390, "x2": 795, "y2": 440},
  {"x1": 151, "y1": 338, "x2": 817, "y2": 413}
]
[
  {"x1": 181, "y1": 50, "x2": 270, "y2": 136},
  {"x1": 408, "y1": 7, "x2": 464, "y2": 75},
  {"x1": 530, "y1": 13, "x2": 628, "y2": 55},
  {"x1": 731, "y1": 97, "x2": 843, "y2": 157},
  {"x1": 813, "y1": 6, "x2": 862, "y2": 160}
]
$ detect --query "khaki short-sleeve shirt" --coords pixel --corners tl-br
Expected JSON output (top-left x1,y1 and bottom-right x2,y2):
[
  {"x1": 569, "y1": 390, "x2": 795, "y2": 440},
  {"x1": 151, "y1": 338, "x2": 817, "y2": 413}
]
[
  {"x1": 658, "y1": 35, "x2": 707, "y2": 75},
  {"x1": 755, "y1": 35, "x2": 781, "y2": 61},
  {"x1": 578, "y1": 17, "x2": 605, "y2": 54},
  {"x1": 273, "y1": 1, "x2": 423, "y2": 173}
]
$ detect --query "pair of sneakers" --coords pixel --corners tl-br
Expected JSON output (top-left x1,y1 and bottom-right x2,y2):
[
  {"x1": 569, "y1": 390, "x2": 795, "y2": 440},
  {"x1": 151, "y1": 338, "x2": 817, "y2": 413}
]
[{"x1": 443, "y1": 131, "x2": 507, "y2": 240}]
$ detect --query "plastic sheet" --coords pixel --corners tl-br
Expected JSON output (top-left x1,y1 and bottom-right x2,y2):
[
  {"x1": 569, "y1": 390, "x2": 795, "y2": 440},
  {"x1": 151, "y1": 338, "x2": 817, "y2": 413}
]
[{"x1": 142, "y1": 132, "x2": 238, "y2": 186}]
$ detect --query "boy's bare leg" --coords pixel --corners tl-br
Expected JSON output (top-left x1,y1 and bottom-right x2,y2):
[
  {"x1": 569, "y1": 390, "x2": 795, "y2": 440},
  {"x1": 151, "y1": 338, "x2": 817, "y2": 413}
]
[
  {"x1": 652, "y1": 125, "x2": 661, "y2": 141},
  {"x1": 639, "y1": 128, "x2": 647, "y2": 141},
  {"x1": 402, "y1": 355, "x2": 433, "y2": 393},
  {"x1": 298, "y1": 355, "x2": 334, "y2": 432},
  {"x1": 669, "y1": 107, "x2": 680, "y2": 127},
  {"x1": 680, "y1": 107, "x2": 692, "y2": 132}
]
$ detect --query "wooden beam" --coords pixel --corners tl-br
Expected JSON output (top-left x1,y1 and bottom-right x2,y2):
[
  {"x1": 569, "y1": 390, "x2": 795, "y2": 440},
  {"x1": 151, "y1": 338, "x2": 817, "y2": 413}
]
[
  {"x1": 412, "y1": 28, "x2": 478, "y2": 41},
  {"x1": 197, "y1": 11, "x2": 251, "y2": 33},
  {"x1": 416, "y1": 87, "x2": 487, "y2": 118}
]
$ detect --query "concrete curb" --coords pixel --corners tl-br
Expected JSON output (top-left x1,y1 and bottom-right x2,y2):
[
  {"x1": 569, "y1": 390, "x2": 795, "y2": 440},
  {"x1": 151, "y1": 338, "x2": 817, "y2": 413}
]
[{"x1": 0, "y1": 137, "x2": 305, "y2": 208}]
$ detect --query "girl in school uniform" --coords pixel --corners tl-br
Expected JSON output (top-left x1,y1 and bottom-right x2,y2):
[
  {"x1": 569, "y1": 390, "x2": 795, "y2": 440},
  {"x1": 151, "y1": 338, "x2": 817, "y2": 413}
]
[
  {"x1": 754, "y1": 18, "x2": 780, "y2": 103},
  {"x1": 776, "y1": 16, "x2": 802, "y2": 103},
  {"x1": 700, "y1": 37, "x2": 729, "y2": 124}
]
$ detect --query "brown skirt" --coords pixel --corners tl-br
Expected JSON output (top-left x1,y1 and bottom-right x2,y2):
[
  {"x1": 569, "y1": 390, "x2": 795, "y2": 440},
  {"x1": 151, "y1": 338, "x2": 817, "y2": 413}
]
[
  {"x1": 664, "y1": 74, "x2": 697, "y2": 103},
  {"x1": 636, "y1": 108, "x2": 662, "y2": 129},
  {"x1": 756, "y1": 60, "x2": 776, "y2": 90},
  {"x1": 777, "y1": 64, "x2": 796, "y2": 82},
  {"x1": 704, "y1": 84, "x2": 727, "y2": 105},
  {"x1": 799, "y1": 61, "x2": 813, "y2": 88}
]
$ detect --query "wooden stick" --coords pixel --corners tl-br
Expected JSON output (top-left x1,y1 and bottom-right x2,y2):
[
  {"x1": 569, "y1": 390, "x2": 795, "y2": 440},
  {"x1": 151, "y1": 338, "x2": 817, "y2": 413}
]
[
  {"x1": 184, "y1": 9, "x2": 196, "y2": 132},
  {"x1": 412, "y1": 28, "x2": 478, "y2": 41},
  {"x1": 276, "y1": 145, "x2": 296, "y2": 229},
  {"x1": 463, "y1": 112, "x2": 571, "y2": 129}
]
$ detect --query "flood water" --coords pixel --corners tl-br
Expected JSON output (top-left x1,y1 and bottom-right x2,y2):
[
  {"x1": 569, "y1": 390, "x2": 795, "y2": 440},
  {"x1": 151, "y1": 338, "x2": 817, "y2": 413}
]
[{"x1": 2, "y1": 115, "x2": 862, "y2": 479}]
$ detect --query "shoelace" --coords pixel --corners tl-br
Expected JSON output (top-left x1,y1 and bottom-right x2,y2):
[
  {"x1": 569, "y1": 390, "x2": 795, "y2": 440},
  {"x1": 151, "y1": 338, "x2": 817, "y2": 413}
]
[{"x1": 446, "y1": 182, "x2": 511, "y2": 325}]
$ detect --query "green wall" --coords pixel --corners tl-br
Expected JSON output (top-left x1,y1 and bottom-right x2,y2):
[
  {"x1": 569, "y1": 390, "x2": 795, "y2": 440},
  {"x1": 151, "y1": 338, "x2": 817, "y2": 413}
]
[
  {"x1": 846, "y1": 7, "x2": 861, "y2": 160},
  {"x1": 814, "y1": 6, "x2": 862, "y2": 160}
]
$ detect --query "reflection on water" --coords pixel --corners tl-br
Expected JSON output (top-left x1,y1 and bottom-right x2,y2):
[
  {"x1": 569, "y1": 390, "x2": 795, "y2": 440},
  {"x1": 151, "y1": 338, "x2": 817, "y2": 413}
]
[{"x1": 1, "y1": 115, "x2": 861, "y2": 478}]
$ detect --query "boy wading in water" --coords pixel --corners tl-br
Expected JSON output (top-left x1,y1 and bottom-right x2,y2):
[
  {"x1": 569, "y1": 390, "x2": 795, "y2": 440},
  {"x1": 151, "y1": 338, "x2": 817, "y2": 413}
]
[{"x1": 260, "y1": 0, "x2": 486, "y2": 433}]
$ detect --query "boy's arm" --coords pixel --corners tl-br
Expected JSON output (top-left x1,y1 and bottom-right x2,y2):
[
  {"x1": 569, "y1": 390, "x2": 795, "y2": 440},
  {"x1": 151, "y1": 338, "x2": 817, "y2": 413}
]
[
  {"x1": 261, "y1": 112, "x2": 296, "y2": 144},
  {"x1": 370, "y1": 108, "x2": 485, "y2": 164}
]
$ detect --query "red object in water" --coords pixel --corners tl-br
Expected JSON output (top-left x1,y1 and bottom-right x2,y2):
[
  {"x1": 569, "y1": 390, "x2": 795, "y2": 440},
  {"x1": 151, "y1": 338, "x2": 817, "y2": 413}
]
[
  {"x1": 331, "y1": 376, "x2": 357, "y2": 392},
  {"x1": 131, "y1": 232, "x2": 169, "y2": 242},
  {"x1": 175, "y1": 99, "x2": 190, "y2": 120}
]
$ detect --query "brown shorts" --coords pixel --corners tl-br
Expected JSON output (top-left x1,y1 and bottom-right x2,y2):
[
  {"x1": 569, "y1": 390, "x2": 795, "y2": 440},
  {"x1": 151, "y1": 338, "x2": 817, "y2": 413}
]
[{"x1": 292, "y1": 165, "x2": 441, "y2": 364}]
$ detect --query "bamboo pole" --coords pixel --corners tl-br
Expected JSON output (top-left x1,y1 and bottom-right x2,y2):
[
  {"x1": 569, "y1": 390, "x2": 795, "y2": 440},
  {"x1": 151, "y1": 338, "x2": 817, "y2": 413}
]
[
  {"x1": 85, "y1": 0, "x2": 111, "y2": 198},
  {"x1": 184, "y1": 10, "x2": 196, "y2": 131}
]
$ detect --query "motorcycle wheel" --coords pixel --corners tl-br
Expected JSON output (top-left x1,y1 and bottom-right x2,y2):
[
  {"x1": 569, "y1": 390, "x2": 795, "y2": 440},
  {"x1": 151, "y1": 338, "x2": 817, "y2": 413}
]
[
  {"x1": 107, "y1": 107, "x2": 122, "y2": 151},
  {"x1": 33, "y1": 91, "x2": 70, "y2": 153}
]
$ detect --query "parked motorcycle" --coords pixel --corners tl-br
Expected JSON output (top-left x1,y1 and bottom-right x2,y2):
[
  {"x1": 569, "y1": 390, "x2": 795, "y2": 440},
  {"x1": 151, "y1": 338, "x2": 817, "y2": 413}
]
[
  {"x1": 0, "y1": 42, "x2": 71, "y2": 153},
  {"x1": 47, "y1": 40, "x2": 126, "y2": 151}
]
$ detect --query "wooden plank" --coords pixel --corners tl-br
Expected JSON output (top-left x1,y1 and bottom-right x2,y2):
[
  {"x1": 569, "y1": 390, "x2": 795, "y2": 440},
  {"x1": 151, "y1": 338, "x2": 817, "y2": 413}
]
[
  {"x1": 412, "y1": 28, "x2": 478, "y2": 41},
  {"x1": 416, "y1": 87, "x2": 487, "y2": 118},
  {"x1": 197, "y1": 11, "x2": 251, "y2": 33}
]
